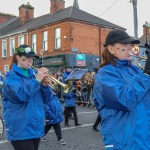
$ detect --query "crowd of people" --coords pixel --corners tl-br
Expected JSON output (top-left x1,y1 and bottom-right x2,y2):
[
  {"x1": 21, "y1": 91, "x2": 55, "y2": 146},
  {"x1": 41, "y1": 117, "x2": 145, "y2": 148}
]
[
  {"x1": 1, "y1": 29, "x2": 150, "y2": 150},
  {"x1": 45, "y1": 67, "x2": 96, "y2": 107}
]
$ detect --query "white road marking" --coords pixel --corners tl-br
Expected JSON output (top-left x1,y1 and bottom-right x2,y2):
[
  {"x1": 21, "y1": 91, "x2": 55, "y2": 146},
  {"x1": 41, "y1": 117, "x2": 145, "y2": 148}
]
[
  {"x1": 0, "y1": 140, "x2": 8, "y2": 144},
  {"x1": 77, "y1": 111, "x2": 97, "y2": 114},
  {"x1": 49, "y1": 123, "x2": 94, "y2": 132}
]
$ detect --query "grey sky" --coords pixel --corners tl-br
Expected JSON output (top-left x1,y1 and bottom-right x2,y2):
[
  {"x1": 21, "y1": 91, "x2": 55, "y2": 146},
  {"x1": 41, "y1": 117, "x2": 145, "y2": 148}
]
[{"x1": 0, "y1": 0, "x2": 149, "y2": 38}]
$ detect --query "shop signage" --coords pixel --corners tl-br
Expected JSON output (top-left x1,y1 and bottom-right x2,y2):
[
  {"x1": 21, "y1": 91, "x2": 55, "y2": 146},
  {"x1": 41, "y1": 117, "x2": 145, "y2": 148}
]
[{"x1": 76, "y1": 54, "x2": 86, "y2": 66}]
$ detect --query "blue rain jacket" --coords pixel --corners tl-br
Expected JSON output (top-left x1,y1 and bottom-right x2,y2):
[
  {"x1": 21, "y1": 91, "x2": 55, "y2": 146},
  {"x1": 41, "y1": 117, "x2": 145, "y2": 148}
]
[
  {"x1": 94, "y1": 59, "x2": 150, "y2": 150},
  {"x1": 64, "y1": 91, "x2": 76, "y2": 107},
  {"x1": 2, "y1": 64, "x2": 53, "y2": 141},
  {"x1": 62, "y1": 71, "x2": 70, "y2": 83},
  {"x1": 45, "y1": 95, "x2": 63, "y2": 124}
]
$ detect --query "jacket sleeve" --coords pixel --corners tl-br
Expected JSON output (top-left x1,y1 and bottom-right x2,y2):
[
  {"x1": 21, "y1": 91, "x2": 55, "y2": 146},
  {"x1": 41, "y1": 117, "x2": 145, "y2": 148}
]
[
  {"x1": 63, "y1": 91, "x2": 74, "y2": 99},
  {"x1": 2, "y1": 73, "x2": 52, "y2": 103},
  {"x1": 94, "y1": 67, "x2": 150, "y2": 111},
  {"x1": 2, "y1": 75, "x2": 41, "y2": 103},
  {"x1": 40, "y1": 85, "x2": 53, "y2": 104}
]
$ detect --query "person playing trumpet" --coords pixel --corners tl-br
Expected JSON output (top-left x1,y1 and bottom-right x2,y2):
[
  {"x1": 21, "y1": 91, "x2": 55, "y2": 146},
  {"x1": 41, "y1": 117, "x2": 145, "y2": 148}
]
[
  {"x1": 94, "y1": 30, "x2": 150, "y2": 150},
  {"x1": 2, "y1": 44, "x2": 53, "y2": 150}
]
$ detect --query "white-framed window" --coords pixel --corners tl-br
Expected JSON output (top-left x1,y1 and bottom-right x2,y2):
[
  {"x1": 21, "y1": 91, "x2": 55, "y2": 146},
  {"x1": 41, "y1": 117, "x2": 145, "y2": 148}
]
[
  {"x1": 4, "y1": 65, "x2": 9, "y2": 74},
  {"x1": 2, "y1": 40, "x2": 7, "y2": 58},
  {"x1": 55, "y1": 28, "x2": 61, "y2": 49},
  {"x1": 10, "y1": 38, "x2": 15, "y2": 56},
  {"x1": 42, "y1": 31, "x2": 48, "y2": 51},
  {"x1": 32, "y1": 34, "x2": 36, "y2": 53},
  {"x1": 18, "y1": 35, "x2": 24, "y2": 46}
]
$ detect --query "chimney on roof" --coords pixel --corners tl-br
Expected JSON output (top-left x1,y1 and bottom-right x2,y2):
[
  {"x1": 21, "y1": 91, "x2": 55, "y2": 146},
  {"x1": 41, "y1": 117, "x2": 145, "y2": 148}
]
[
  {"x1": 0, "y1": 13, "x2": 15, "y2": 23},
  {"x1": 143, "y1": 21, "x2": 150, "y2": 35},
  {"x1": 73, "y1": 0, "x2": 79, "y2": 9},
  {"x1": 19, "y1": 2, "x2": 34, "y2": 24},
  {"x1": 50, "y1": 0, "x2": 65, "y2": 14}
]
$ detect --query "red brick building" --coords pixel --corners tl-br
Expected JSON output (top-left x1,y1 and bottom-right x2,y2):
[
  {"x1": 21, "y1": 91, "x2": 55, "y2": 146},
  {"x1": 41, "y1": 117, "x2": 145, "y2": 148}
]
[{"x1": 0, "y1": 0, "x2": 125, "y2": 74}]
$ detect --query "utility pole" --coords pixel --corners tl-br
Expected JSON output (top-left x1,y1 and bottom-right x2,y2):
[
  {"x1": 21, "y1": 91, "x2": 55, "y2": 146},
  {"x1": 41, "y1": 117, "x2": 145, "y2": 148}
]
[
  {"x1": 131, "y1": 0, "x2": 138, "y2": 39},
  {"x1": 131, "y1": 0, "x2": 138, "y2": 65}
]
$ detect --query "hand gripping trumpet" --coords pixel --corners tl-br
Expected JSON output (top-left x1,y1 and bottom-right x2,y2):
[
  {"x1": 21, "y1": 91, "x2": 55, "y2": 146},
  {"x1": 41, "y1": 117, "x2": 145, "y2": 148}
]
[{"x1": 29, "y1": 64, "x2": 73, "y2": 94}]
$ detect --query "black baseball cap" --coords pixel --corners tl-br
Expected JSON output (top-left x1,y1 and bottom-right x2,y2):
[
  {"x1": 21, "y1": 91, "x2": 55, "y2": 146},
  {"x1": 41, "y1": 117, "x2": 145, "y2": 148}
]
[
  {"x1": 103, "y1": 30, "x2": 140, "y2": 47},
  {"x1": 15, "y1": 44, "x2": 39, "y2": 59}
]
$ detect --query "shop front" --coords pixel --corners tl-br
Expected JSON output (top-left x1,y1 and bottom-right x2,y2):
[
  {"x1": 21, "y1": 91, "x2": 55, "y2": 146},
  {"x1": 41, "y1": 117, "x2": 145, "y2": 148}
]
[{"x1": 33, "y1": 53, "x2": 100, "y2": 73}]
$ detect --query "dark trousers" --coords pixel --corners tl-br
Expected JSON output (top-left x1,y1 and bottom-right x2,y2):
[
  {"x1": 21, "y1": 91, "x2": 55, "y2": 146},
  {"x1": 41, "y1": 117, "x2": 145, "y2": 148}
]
[
  {"x1": 93, "y1": 115, "x2": 101, "y2": 128},
  {"x1": 44, "y1": 123, "x2": 62, "y2": 141},
  {"x1": 11, "y1": 138, "x2": 40, "y2": 150},
  {"x1": 65, "y1": 106, "x2": 78, "y2": 125}
]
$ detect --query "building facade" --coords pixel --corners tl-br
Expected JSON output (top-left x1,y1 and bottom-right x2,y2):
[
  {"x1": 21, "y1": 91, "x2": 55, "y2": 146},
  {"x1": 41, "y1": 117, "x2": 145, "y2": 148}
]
[{"x1": 0, "y1": 0, "x2": 125, "y2": 74}]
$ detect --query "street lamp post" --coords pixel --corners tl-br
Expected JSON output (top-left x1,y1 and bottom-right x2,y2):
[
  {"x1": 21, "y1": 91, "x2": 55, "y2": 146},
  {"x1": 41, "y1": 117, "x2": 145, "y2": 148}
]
[{"x1": 131, "y1": 0, "x2": 138, "y2": 65}]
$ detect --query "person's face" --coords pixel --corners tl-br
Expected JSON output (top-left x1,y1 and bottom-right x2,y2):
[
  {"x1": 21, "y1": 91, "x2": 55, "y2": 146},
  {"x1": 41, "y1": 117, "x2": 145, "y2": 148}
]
[
  {"x1": 107, "y1": 43, "x2": 133, "y2": 61},
  {"x1": 16, "y1": 55, "x2": 34, "y2": 69},
  {"x1": 66, "y1": 68, "x2": 71, "y2": 72}
]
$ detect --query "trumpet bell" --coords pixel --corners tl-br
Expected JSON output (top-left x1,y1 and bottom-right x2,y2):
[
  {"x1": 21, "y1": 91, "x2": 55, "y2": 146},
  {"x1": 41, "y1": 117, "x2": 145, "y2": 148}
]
[
  {"x1": 130, "y1": 55, "x2": 147, "y2": 69},
  {"x1": 63, "y1": 81, "x2": 73, "y2": 94},
  {"x1": 137, "y1": 55, "x2": 147, "y2": 69}
]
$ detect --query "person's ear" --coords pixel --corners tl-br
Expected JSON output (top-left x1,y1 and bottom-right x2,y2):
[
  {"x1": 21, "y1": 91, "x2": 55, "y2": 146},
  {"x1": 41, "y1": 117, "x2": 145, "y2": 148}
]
[
  {"x1": 16, "y1": 55, "x2": 20, "y2": 60},
  {"x1": 107, "y1": 45, "x2": 115, "y2": 55}
]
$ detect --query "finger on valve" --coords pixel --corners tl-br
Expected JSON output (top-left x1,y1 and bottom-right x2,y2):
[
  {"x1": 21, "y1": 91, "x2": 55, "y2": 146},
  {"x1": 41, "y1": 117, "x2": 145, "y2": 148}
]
[{"x1": 36, "y1": 68, "x2": 49, "y2": 82}]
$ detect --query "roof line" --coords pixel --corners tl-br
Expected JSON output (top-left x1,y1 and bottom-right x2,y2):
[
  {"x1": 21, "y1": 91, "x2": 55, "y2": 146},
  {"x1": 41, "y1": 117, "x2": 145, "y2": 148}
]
[{"x1": 0, "y1": 29, "x2": 27, "y2": 39}]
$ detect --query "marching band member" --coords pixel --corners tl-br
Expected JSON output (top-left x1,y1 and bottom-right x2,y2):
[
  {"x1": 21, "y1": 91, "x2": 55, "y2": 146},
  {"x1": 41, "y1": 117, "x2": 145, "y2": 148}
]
[
  {"x1": 41, "y1": 90, "x2": 66, "y2": 145},
  {"x1": 94, "y1": 30, "x2": 150, "y2": 150},
  {"x1": 62, "y1": 67, "x2": 71, "y2": 84},
  {"x1": 62, "y1": 67, "x2": 81, "y2": 127},
  {"x1": 63, "y1": 88, "x2": 81, "y2": 127},
  {"x1": 2, "y1": 44, "x2": 53, "y2": 150}
]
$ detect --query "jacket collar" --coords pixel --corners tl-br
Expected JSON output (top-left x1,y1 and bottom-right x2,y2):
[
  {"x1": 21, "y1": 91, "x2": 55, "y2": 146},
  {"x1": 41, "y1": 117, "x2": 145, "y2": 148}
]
[
  {"x1": 115, "y1": 59, "x2": 131, "y2": 68},
  {"x1": 12, "y1": 63, "x2": 34, "y2": 77}
]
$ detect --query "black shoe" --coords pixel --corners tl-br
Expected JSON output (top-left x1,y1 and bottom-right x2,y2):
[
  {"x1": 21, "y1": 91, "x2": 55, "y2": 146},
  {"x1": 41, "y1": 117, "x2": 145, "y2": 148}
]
[
  {"x1": 69, "y1": 116, "x2": 74, "y2": 120},
  {"x1": 75, "y1": 123, "x2": 82, "y2": 126},
  {"x1": 92, "y1": 127, "x2": 99, "y2": 132},
  {"x1": 65, "y1": 123, "x2": 70, "y2": 127},
  {"x1": 41, "y1": 136, "x2": 47, "y2": 142}
]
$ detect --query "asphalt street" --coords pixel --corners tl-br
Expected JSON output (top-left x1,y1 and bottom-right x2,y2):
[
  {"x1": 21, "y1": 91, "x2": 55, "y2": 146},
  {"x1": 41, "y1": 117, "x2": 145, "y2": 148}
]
[{"x1": 0, "y1": 101, "x2": 105, "y2": 150}]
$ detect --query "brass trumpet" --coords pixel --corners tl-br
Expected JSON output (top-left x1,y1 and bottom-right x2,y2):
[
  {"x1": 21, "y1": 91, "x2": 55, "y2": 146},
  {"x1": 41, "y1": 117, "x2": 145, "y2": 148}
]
[
  {"x1": 130, "y1": 55, "x2": 147, "y2": 69},
  {"x1": 30, "y1": 64, "x2": 73, "y2": 94}
]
